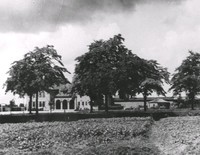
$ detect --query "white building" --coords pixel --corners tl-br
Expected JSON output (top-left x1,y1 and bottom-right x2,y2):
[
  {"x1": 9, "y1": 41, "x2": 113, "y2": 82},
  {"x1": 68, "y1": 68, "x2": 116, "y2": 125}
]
[
  {"x1": 25, "y1": 90, "x2": 91, "y2": 112},
  {"x1": 29, "y1": 92, "x2": 50, "y2": 111}
]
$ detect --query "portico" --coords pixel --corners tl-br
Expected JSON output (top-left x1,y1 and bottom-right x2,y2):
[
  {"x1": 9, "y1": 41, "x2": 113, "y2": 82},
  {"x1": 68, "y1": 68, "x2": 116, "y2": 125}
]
[{"x1": 54, "y1": 97, "x2": 76, "y2": 110}]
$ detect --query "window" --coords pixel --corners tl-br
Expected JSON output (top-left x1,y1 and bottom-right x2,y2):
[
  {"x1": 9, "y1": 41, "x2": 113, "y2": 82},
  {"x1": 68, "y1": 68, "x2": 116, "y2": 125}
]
[
  {"x1": 70, "y1": 100, "x2": 74, "y2": 109},
  {"x1": 43, "y1": 101, "x2": 45, "y2": 107},
  {"x1": 86, "y1": 102, "x2": 87, "y2": 106},
  {"x1": 39, "y1": 92, "x2": 42, "y2": 98},
  {"x1": 63, "y1": 100, "x2": 68, "y2": 109},
  {"x1": 20, "y1": 103, "x2": 24, "y2": 107},
  {"x1": 56, "y1": 100, "x2": 61, "y2": 109},
  {"x1": 33, "y1": 102, "x2": 35, "y2": 107},
  {"x1": 82, "y1": 102, "x2": 84, "y2": 106},
  {"x1": 78, "y1": 102, "x2": 80, "y2": 106},
  {"x1": 39, "y1": 101, "x2": 42, "y2": 107}
]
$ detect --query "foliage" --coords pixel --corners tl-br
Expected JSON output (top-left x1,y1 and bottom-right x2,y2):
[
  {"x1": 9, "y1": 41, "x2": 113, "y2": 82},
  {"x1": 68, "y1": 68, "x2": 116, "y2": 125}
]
[
  {"x1": 4, "y1": 45, "x2": 70, "y2": 114},
  {"x1": 136, "y1": 60, "x2": 170, "y2": 111},
  {"x1": 73, "y1": 34, "x2": 170, "y2": 112},
  {"x1": 5, "y1": 45, "x2": 70, "y2": 95},
  {"x1": 138, "y1": 60, "x2": 170, "y2": 95},
  {"x1": 73, "y1": 34, "x2": 143, "y2": 112},
  {"x1": 23, "y1": 45, "x2": 70, "y2": 93},
  {"x1": 170, "y1": 51, "x2": 200, "y2": 109}
]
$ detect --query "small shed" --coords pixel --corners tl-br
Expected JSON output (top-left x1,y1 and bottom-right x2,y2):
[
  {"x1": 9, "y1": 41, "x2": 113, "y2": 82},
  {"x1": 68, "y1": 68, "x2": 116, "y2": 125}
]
[{"x1": 149, "y1": 98, "x2": 170, "y2": 109}]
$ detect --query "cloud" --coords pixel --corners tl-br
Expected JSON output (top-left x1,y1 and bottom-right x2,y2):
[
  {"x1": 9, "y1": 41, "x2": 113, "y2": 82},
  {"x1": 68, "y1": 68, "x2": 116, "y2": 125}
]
[
  {"x1": 0, "y1": 0, "x2": 195, "y2": 103},
  {"x1": 0, "y1": 0, "x2": 185, "y2": 33}
]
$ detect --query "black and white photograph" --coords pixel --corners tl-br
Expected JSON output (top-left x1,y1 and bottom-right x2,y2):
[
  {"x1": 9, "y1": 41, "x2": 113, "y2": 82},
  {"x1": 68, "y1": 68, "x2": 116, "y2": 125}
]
[{"x1": 0, "y1": 0, "x2": 200, "y2": 154}]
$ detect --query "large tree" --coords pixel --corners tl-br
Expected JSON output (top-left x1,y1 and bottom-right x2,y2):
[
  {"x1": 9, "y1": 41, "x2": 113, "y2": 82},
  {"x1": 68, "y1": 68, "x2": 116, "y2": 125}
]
[
  {"x1": 117, "y1": 54, "x2": 144, "y2": 100},
  {"x1": 4, "y1": 58, "x2": 36, "y2": 113},
  {"x1": 138, "y1": 60, "x2": 169, "y2": 111},
  {"x1": 4, "y1": 45, "x2": 70, "y2": 114},
  {"x1": 73, "y1": 34, "x2": 141, "y2": 112},
  {"x1": 170, "y1": 51, "x2": 200, "y2": 110},
  {"x1": 72, "y1": 74, "x2": 103, "y2": 113}
]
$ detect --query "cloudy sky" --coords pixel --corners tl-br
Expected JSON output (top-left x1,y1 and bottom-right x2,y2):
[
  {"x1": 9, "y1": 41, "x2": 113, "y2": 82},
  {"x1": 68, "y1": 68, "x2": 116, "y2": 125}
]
[{"x1": 0, "y1": 0, "x2": 200, "y2": 103}]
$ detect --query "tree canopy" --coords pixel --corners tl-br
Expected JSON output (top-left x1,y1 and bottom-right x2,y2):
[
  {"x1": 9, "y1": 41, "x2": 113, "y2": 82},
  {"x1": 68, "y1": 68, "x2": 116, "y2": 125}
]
[
  {"x1": 73, "y1": 34, "x2": 141, "y2": 112},
  {"x1": 170, "y1": 51, "x2": 200, "y2": 109},
  {"x1": 137, "y1": 60, "x2": 170, "y2": 111},
  {"x1": 72, "y1": 34, "x2": 170, "y2": 112},
  {"x1": 4, "y1": 45, "x2": 70, "y2": 114},
  {"x1": 4, "y1": 35, "x2": 171, "y2": 114}
]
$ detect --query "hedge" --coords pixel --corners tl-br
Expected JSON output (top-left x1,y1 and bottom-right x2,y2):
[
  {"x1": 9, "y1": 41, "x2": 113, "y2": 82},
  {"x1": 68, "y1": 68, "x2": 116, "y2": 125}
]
[{"x1": 0, "y1": 110, "x2": 179, "y2": 123}]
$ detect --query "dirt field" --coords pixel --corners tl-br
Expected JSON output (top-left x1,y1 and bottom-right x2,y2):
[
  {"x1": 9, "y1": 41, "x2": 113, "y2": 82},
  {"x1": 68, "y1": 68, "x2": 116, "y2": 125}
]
[
  {"x1": 150, "y1": 116, "x2": 200, "y2": 155},
  {"x1": 1, "y1": 116, "x2": 200, "y2": 154},
  {"x1": 0, "y1": 117, "x2": 159, "y2": 155}
]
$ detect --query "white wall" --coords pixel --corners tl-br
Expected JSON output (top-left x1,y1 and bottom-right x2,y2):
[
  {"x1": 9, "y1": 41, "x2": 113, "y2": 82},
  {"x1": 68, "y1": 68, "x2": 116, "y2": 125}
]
[
  {"x1": 76, "y1": 95, "x2": 90, "y2": 110},
  {"x1": 25, "y1": 92, "x2": 50, "y2": 110},
  {"x1": 116, "y1": 101, "x2": 144, "y2": 109},
  {"x1": 24, "y1": 92, "x2": 91, "y2": 111}
]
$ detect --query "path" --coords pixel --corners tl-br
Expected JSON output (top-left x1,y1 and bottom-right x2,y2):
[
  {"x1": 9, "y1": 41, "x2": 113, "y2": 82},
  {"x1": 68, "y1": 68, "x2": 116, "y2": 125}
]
[{"x1": 149, "y1": 116, "x2": 200, "y2": 155}]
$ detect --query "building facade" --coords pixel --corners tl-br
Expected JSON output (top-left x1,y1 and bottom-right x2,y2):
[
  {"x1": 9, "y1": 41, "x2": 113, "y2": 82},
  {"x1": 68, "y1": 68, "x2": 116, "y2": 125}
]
[
  {"x1": 26, "y1": 90, "x2": 91, "y2": 112},
  {"x1": 114, "y1": 97, "x2": 177, "y2": 110},
  {"x1": 32, "y1": 91, "x2": 50, "y2": 111}
]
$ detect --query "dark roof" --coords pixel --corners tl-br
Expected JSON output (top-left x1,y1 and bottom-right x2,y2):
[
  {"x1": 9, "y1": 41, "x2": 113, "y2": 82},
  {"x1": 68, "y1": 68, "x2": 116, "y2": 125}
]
[
  {"x1": 149, "y1": 98, "x2": 169, "y2": 103},
  {"x1": 54, "y1": 95, "x2": 72, "y2": 98}
]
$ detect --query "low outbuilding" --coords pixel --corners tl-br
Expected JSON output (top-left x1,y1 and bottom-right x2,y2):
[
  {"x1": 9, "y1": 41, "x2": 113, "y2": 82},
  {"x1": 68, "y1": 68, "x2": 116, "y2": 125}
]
[{"x1": 149, "y1": 98, "x2": 170, "y2": 109}]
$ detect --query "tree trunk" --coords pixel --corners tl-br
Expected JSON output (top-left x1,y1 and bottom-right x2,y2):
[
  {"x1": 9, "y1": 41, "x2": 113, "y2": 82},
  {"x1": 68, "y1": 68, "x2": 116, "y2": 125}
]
[
  {"x1": 143, "y1": 91, "x2": 147, "y2": 112},
  {"x1": 191, "y1": 101, "x2": 194, "y2": 110},
  {"x1": 97, "y1": 94, "x2": 103, "y2": 110},
  {"x1": 189, "y1": 93, "x2": 194, "y2": 110},
  {"x1": 190, "y1": 93, "x2": 195, "y2": 110},
  {"x1": 90, "y1": 101, "x2": 93, "y2": 113},
  {"x1": 36, "y1": 92, "x2": 39, "y2": 115},
  {"x1": 29, "y1": 94, "x2": 32, "y2": 114},
  {"x1": 109, "y1": 94, "x2": 114, "y2": 106},
  {"x1": 49, "y1": 89, "x2": 59, "y2": 112},
  {"x1": 105, "y1": 94, "x2": 108, "y2": 113}
]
